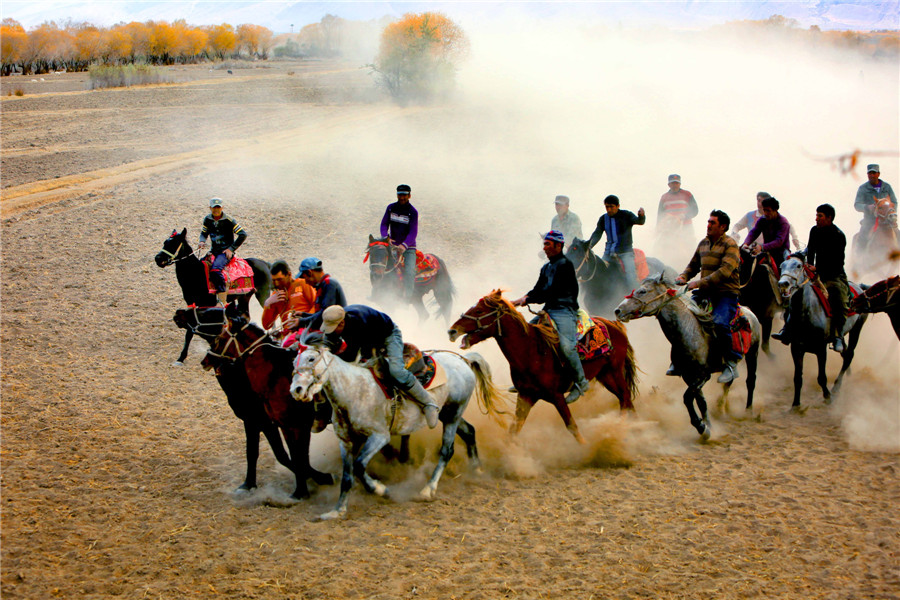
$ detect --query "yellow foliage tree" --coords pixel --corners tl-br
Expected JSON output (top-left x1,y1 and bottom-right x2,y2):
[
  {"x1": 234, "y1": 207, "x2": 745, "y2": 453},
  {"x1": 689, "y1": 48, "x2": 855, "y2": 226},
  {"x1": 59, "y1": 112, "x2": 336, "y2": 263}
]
[
  {"x1": 237, "y1": 24, "x2": 273, "y2": 58},
  {"x1": 206, "y1": 23, "x2": 237, "y2": 60},
  {"x1": 1, "y1": 18, "x2": 28, "y2": 75}
]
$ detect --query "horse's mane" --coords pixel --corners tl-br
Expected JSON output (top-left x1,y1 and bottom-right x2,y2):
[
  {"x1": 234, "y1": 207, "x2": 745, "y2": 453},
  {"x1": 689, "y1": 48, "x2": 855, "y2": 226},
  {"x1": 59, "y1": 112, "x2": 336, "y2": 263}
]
[{"x1": 482, "y1": 290, "x2": 560, "y2": 348}]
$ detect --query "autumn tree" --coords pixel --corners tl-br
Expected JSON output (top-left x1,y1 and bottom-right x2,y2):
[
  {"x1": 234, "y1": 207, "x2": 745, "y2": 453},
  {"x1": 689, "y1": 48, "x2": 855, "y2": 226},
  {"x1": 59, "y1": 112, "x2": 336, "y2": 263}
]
[
  {"x1": 369, "y1": 12, "x2": 469, "y2": 103},
  {"x1": 0, "y1": 18, "x2": 28, "y2": 75},
  {"x1": 237, "y1": 24, "x2": 273, "y2": 59},
  {"x1": 206, "y1": 23, "x2": 237, "y2": 60}
]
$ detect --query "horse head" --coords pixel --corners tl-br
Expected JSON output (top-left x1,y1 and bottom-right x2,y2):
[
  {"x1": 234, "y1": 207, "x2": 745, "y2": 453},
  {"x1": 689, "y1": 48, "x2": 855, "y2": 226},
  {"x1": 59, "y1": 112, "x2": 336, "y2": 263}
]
[
  {"x1": 365, "y1": 235, "x2": 398, "y2": 280},
  {"x1": 565, "y1": 238, "x2": 603, "y2": 281},
  {"x1": 778, "y1": 253, "x2": 807, "y2": 299},
  {"x1": 448, "y1": 289, "x2": 510, "y2": 349},
  {"x1": 614, "y1": 272, "x2": 675, "y2": 322},
  {"x1": 852, "y1": 275, "x2": 900, "y2": 313},
  {"x1": 173, "y1": 306, "x2": 226, "y2": 340},
  {"x1": 201, "y1": 311, "x2": 255, "y2": 371},
  {"x1": 155, "y1": 228, "x2": 191, "y2": 268},
  {"x1": 291, "y1": 345, "x2": 331, "y2": 401},
  {"x1": 874, "y1": 197, "x2": 897, "y2": 225}
]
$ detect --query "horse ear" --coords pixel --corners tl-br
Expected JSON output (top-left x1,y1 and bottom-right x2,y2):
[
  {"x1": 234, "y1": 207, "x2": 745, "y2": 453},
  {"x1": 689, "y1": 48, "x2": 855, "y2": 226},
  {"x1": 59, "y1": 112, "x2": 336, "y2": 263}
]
[
  {"x1": 180, "y1": 227, "x2": 187, "y2": 238},
  {"x1": 369, "y1": 234, "x2": 375, "y2": 243}
]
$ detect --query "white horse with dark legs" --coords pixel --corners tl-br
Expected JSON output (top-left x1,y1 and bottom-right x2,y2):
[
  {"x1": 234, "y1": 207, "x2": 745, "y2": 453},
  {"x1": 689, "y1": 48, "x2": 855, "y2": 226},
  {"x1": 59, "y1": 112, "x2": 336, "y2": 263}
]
[
  {"x1": 615, "y1": 273, "x2": 761, "y2": 439},
  {"x1": 778, "y1": 255, "x2": 868, "y2": 408},
  {"x1": 291, "y1": 346, "x2": 505, "y2": 521}
]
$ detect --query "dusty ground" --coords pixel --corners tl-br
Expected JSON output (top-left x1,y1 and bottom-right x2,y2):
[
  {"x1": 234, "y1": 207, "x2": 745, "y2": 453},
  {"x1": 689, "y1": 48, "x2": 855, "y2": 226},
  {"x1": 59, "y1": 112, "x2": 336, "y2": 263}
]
[{"x1": 2, "y1": 59, "x2": 899, "y2": 600}]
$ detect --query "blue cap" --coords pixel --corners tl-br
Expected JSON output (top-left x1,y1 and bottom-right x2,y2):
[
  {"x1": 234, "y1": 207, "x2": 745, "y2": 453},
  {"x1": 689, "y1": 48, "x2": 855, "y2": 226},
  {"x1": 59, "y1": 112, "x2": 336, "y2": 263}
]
[
  {"x1": 295, "y1": 257, "x2": 322, "y2": 277},
  {"x1": 544, "y1": 230, "x2": 565, "y2": 244}
]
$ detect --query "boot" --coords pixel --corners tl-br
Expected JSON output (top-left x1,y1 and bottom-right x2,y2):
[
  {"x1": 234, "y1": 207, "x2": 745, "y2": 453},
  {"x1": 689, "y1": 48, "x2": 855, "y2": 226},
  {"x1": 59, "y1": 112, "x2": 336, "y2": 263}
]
[
  {"x1": 565, "y1": 379, "x2": 589, "y2": 404},
  {"x1": 772, "y1": 306, "x2": 792, "y2": 345},
  {"x1": 717, "y1": 361, "x2": 739, "y2": 384},
  {"x1": 216, "y1": 291, "x2": 228, "y2": 306},
  {"x1": 831, "y1": 336, "x2": 845, "y2": 353},
  {"x1": 715, "y1": 330, "x2": 740, "y2": 384},
  {"x1": 665, "y1": 363, "x2": 679, "y2": 376},
  {"x1": 406, "y1": 379, "x2": 440, "y2": 428}
]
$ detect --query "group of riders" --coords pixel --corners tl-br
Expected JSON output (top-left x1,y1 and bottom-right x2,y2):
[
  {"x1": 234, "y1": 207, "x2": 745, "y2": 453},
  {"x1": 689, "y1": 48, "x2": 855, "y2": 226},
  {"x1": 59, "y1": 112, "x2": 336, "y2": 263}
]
[{"x1": 195, "y1": 165, "x2": 896, "y2": 418}]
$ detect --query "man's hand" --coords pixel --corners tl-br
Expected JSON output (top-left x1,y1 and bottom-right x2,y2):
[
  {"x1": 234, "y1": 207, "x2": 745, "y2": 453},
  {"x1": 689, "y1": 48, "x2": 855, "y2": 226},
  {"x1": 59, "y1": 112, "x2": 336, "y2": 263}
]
[
  {"x1": 264, "y1": 290, "x2": 286, "y2": 307},
  {"x1": 283, "y1": 314, "x2": 300, "y2": 331},
  {"x1": 687, "y1": 280, "x2": 700, "y2": 290},
  {"x1": 511, "y1": 296, "x2": 528, "y2": 307},
  {"x1": 638, "y1": 207, "x2": 646, "y2": 218},
  {"x1": 674, "y1": 275, "x2": 687, "y2": 286},
  {"x1": 198, "y1": 241, "x2": 207, "y2": 251},
  {"x1": 225, "y1": 248, "x2": 234, "y2": 260},
  {"x1": 750, "y1": 243, "x2": 761, "y2": 256}
]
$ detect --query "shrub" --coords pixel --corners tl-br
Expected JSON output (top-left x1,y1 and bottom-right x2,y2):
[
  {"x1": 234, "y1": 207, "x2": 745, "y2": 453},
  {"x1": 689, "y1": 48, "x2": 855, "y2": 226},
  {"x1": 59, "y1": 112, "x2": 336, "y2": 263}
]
[{"x1": 88, "y1": 63, "x2": 168, "y2": 89}]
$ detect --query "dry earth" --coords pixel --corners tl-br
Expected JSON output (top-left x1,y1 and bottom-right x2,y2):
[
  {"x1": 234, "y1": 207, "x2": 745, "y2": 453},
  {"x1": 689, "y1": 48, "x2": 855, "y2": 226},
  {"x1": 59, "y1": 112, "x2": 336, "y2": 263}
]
[{"x1": 2, "y1": 60, "x2": 899, "y2": 600}]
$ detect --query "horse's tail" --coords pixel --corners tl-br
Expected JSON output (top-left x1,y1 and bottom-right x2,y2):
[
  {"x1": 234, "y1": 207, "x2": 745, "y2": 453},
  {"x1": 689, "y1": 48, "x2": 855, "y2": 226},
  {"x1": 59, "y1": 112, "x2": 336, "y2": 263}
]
[{"x1": 464, "y1": 352, "x2": 508, "y2": 424}]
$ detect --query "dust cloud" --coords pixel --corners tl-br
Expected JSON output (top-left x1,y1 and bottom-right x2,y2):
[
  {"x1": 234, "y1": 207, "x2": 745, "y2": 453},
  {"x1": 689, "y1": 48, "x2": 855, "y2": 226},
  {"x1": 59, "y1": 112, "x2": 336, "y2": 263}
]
[{"x1": 240, "y1": 16, "x2": 897, "y2": 460}]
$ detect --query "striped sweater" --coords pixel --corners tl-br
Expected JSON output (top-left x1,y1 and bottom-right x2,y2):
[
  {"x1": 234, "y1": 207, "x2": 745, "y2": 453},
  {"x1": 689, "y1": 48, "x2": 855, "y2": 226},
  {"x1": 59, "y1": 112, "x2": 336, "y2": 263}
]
[{"x1": 680, "y1": 234, "x2": 741, "y2": 295}]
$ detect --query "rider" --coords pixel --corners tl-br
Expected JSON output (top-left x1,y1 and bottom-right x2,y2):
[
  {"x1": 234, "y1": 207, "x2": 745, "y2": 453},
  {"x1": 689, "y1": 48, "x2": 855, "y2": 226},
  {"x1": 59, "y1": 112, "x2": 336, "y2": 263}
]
[
  {"x1": 587, "y1": 195, "x2": 646, "y2": 290},
  {"x1": 774, "y1": 204, "x2": 849, "y2": 353},
  {"x1": 854, "y1": 164, "x2": 897, "y2": 250},
  {"x1": 296, "y1": 257, "x2": 348, "y2": 330},
  {"x1": 321, "y1": 304, "x2": 440, "y2": 428},
  {"x1": 551, "y1": 195, "x2": 584, "y2": 251},
  {"x1": 733, "y1": 192, "x2": 801, "y2": 251},
  {"x1": 657, "y1": 174, "x2": 698, "y2": 234},
  {"x1": 380, "y1": 184, "x2": 419, "y2": 301},
  {"x1": 197, "y1": 197, "x2": 247, "y2": 306},
  {"x1": 741, "y1": 196, "x2": 793, "y2": 263},
  {"x1": 512, "y1": 230, "x2": 590, "y2": 404},
  {"x1": 674, "y1": 210, "x2": 742, "y2": 384},
  {"x1": 261, "y1": 260, "x2": 317, "y2": 336}
]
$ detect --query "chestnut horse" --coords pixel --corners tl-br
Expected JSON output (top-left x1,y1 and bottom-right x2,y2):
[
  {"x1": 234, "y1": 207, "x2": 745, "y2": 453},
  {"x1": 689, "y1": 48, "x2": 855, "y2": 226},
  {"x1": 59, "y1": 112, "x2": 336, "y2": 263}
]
[
  {"x1": 851, "y1": 274, "x2": 900, "y2": 340},
  {"x1": 448, "y1": 290, "x2": 637, "y2": 443},
  {"x1": 202, "y1": 313, "x2": 333, "y2": 500}
]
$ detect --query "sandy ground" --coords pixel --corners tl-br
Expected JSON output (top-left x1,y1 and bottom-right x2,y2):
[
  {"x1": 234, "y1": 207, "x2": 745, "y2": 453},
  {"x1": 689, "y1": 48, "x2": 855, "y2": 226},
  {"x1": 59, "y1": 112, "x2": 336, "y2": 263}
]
[{"x1": 2, "y1": 59, "x2": 899, "y2": 600}]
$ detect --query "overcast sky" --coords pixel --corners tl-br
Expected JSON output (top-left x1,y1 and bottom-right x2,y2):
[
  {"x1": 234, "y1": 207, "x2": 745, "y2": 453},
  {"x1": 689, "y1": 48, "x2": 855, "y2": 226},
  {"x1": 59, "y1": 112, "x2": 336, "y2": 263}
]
[{"x1": 3, "y1": 1, "x2": 898, "y2": 33}]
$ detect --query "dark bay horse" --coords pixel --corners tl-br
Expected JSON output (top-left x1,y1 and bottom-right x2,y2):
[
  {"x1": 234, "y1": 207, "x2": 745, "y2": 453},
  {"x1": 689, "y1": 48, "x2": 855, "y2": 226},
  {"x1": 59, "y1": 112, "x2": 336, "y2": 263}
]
[
  {"x1": 851, "y1": 274, "x2": 900, "y2": 339},
  {"x1": 202, "y1": 314, "x2": 333, "y2": 500},
  {"x1": 566, "y1": 238, "x2": 673, "y2": 317},
  {"x1": 155, "y1": 228, "x2": 272, "y2": 364},
  {"x1": 365, "y1": 235, "x2": 455, "y2": 322},
  {"x1": 173, "y1": 306, "x2": 294, "y2": 492},
  {"x1": 615, "y1": 273, "x2": 762, "y2": 438},
  {"x1": 448, "y1": 290, "x2": 638, "y2": 443},
  {"x1": 778, "y1": 254, "x2": 868, "y2": 408},
  {"x1": 738, "y1": 248, "x2": 784, "y2": 355}
]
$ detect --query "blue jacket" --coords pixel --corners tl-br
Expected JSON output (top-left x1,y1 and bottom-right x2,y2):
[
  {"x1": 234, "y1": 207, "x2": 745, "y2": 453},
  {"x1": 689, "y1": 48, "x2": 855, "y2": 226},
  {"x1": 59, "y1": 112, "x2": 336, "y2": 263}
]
[{"x1": 326, "y1": 304, "x2": 395, "y2": 361}]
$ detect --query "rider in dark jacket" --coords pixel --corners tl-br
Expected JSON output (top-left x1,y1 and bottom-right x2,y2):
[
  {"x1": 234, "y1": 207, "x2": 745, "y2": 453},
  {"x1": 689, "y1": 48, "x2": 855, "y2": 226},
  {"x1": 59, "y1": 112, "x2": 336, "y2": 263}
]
[
  {"x1": 295, "y1": 257, "x2": 348, "y2": 331},
  {"x1": 323, "y1": 304, "x2": 440, "y2": 428},
  {"x1": 198, "y1": 197, "x2": 247, "y2": 305}
]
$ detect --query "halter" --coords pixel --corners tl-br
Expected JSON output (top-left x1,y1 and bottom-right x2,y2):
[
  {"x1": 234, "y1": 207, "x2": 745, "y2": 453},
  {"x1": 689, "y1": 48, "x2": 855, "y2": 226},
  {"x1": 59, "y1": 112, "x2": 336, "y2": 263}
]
[
  {"x1": 860, "y1": 279, "x2": 900, "y2": 311},
  {"x1": 457, "y1": 306, "x2": 505, "y2": 336},
  {"x1": 294, "y1": 346, "x2": 335, "y2": 396},
  {"x1": 623, "y1": 285, "x2": 686, "y2": 318},
  {"x1": 778, "y1": 262, "x2": 810, "y2": 298},
  {"x1": 159, "y1": 239, "x2": 201, "y2": 265},
  {"x1": 206, "y1": 321, "x2": 280, "y2": 361},
  {"x1": 182, "y1": 304, "x2": 226, "y2": 335},
  {"x1": 573, "y1": 248, "x2": 600, "y2": 283},
  {"x1": 364, "y1": 241, "x2": 400, "y2": 274}
]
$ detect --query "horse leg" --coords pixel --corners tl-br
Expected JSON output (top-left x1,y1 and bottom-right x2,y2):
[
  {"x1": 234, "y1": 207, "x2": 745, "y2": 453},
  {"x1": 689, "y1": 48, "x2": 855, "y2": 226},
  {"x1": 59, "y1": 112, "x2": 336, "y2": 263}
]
[
  {"x1": 412, "y1": 293, "x2": 429, "y2": 322},
  {"x1": 175, "y1": 328, "x2": 193, "y2": 365},
  {"x1": 551, "y1": 396, "x2": 585, "y2": 444},
  {"x1": 816, "y1": 349, "x2": 832, "y2": 404},
  {"x1": 237, "y1": 420, "x2": 261, "y2": 491},
  {"x1": 761, "y1": 315, "x2": 773, "y2": 357},
  {"x1": 319, "y1": 440, "x2": 354, "y2": 521},
  {"x1": 833, "y1": 319, "x2": 863, "y2": 396},
  {"x1": 419, "y1": 419, "x2": 462, "y2": 501},
  {"x1": 695, "y1": 388, "x2": 711, "y2": 440},
  {"x1": 455, "y1": 418, "x2": 480, "y2": 469},
  {"x1": 280, "y1": 428, "x2": 311, "y2": 500},
  {"x1": 791, "y1": 344, "x2": 805, "y2": 409},
  {"x1": 510, "y1": 394, "x2": 536, "y2": 437},
  {"x1": 596, "y1": 368, "x2": 631, "y2": 412},
  {"x1": 744, "y1": 346, "x2": 759, "y2": 411},
  {"x1": 682, "y1": 386, "x2": 707, "y2": 437},
  {"x1": 353, "y1": 433, "x2": 392, "y2": 498},
  {"x1": 260, "y1": 420, "x2": 294, "y2": 473}
]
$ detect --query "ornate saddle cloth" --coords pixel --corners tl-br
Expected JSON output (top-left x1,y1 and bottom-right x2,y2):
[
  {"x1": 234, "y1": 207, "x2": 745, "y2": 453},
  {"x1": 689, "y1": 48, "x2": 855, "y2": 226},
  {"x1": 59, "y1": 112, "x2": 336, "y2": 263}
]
[
  {"x1": 575, "y1": 310, "x2": 613, "y2": 360},
  {"x1": 730, "y1": 306, "x2": 752, "y2": 355},
  {"x1": 369, "y1": 343, "x2": 447, "y2": 400},
  {"x1": 202, "y1": 255, "x2": 255, "y2": 295},
  {"x1": 398, "y1": 250, "x2": 440, "y2": 284},
  {"x1": 803, "y1": 266, "x2": 860, "y2": 317}
]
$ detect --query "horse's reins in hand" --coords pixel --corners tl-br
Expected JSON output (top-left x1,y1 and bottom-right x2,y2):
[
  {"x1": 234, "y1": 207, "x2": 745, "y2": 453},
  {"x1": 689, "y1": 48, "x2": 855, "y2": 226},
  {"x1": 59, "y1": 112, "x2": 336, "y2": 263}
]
[{"x1": 624, "y1": 285, "x2": 689, "y2": 318}]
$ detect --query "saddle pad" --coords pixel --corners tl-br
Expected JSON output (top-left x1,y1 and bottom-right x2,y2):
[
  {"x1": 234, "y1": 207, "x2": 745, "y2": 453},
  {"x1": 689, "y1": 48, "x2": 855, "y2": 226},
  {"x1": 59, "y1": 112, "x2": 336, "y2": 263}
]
[
  {"x1": 730, "y1": 306, "x2": 752, "y2": 355},
  {"x1": 203, "y1": 255, "x2": 255, "y2": 295},
  {"x1": 398, "y1": 251, "x2": 440, "y2": 284},
  {"x1": 576, "y1": 317, "x2": 612, "y2": 360},
  {"x1": 633, "y1": 248, "x2": 650, "y2": 281},
  {"x1": 423, "y1": 354, "x2": 448, "y2": 390},
  {"x1": 806, "y1": 272, "x2": 860, "y2": 318}
]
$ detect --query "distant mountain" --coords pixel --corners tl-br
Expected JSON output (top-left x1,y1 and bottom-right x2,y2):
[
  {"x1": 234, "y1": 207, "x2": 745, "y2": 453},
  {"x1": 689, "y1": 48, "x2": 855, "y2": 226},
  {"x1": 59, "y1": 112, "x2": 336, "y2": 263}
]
[{"x1": 4, "y1": 1, "x2": 898, "y2": 32}]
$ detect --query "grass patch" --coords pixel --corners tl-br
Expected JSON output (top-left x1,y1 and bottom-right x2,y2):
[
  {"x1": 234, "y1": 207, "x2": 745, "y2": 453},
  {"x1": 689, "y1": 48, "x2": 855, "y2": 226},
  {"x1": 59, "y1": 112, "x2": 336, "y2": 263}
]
[
  {"x1": 88, "y1": 64, "x2": 168, "y2": 90},
  {"x1": 11, "y1": 88, "x2": 25, "y2": 96}
]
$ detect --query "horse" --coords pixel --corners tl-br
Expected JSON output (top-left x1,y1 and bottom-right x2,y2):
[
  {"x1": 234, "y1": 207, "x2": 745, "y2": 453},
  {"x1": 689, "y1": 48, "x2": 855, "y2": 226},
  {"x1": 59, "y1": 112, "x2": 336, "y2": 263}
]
[
  {"x1": 447, "y1": 290, "x2": 638, "y2": 443},
  {"x1": 364, "y1": 235, "x2": 455, "y2": 322},
  {"x1": 201, "y1": 313, "x2": 334, "y2": 500},
  {"x1": 738, "y1": 248, "x2": 784, "y2": 355},
  {"x1": 851, "y1": 275, "x2": 900, "y2": 339},
  {"x1": 615, "y1": 273, "x2": 761, "y2": 439},
  {"x1": 155, "y1": 228, "x2": 273, "y2": 365},
  {"x1": 777, "y1": 254, "x2": 868, "y2": 408},
  {"x1": 173, "y1": 305, "x2": 295, "y2": 492},
  {"x1": 565, "y1": 237, "x2": 674, "y2": 317},
  {"x1": 851, "y1": 197, "x2": 900, "y2": 281},
  {"x1": 290, "y1": 344, "x2": 504, "y2": 520}
]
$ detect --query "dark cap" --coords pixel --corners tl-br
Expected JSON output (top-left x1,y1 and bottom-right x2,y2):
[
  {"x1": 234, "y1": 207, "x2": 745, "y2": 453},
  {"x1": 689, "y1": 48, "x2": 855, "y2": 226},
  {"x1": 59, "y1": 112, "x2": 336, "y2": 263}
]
[{"x1": 396, "y1": 184, "x2": 411, "y2": 194}]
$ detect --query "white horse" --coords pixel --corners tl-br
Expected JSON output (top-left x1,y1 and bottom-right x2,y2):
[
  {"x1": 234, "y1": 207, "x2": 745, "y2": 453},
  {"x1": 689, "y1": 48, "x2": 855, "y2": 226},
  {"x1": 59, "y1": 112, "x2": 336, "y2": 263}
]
[{"x1": 290, "y1": 345, "x2": 505, "y2": 521}]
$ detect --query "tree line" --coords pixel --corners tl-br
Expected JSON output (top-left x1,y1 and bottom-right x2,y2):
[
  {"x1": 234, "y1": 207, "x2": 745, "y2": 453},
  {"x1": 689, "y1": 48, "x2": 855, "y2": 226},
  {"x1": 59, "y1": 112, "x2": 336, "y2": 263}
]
[{"x1": 0, "y1": 18, "x2": 274, "y2": 75}]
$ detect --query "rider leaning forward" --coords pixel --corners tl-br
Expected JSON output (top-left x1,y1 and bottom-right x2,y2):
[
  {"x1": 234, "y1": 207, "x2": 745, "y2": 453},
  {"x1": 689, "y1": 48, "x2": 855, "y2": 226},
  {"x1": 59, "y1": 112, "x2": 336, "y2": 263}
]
[
  {"x1": 512, "y1": 230, "x2": 590, "y2": 404},
  {"x1": 321, "y1": 304, "x2": 440, "y2": 428},
  {"x1": 674, "y1": 210, "x2": 742, "y2": 384},
  {"x1": 380, "y1": 184, "x2": 419, "y2": 301},
  {"x1": 261, "y1": 260, "x2": 316, "y2": 336},
  {"x1": 296, "y1": 257, "x2": 348, "y2": 330},
  {"x1": 742, "y1": 196, "x2": 792, "y2": 263},
  {"x1": 198, "y1": 197, "x2": 247, "y2": 306}
]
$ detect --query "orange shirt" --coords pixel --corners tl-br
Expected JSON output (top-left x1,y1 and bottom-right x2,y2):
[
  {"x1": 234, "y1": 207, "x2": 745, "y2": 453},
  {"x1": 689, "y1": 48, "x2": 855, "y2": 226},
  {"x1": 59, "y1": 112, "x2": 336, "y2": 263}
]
[{"x1": 261, "y1": 278, "x2": 317, "y2": 330}]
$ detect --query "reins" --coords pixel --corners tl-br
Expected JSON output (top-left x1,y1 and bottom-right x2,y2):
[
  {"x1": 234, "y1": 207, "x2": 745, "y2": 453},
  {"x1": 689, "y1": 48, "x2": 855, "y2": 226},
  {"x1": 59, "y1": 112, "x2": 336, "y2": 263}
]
[
  {"x1": 624, "y1": 285, "x2": 689, "y2": 318},
  {"x1": 573, "y1": 249, "x2": 600, "y2": 283},
  {"x1": 159, "y1": 240, "x2": 203, "y2": 265},
  {"x1": 364, "y1": 241, "x2": 400, "y2": 274},
  {"x1": 457, "y1": 307, "x2": 504, "y2": 336},
  {"x1": 207, "y1": 321, "x2": 282, "y2": 361}
]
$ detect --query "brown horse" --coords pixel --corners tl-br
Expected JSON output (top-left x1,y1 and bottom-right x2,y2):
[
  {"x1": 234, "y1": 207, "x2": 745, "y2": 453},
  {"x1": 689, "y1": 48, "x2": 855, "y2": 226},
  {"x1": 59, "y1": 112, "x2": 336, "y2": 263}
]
[
  {"x1": 201, "y1": 313, "x2": 333, "y2": 500},
  {"x1": 852, "y1": 274, "x2": 900, "y2": 339},
  {"x1": 448, "y1": 290, "x2": 638, "y2": 443}
]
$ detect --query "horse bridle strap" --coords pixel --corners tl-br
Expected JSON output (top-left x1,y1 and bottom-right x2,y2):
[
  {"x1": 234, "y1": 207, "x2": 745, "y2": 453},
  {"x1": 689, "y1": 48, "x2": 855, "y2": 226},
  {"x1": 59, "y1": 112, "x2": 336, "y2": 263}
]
[
  {"x1": 207, "y1": 323, "x2": 279, "y2": 361},
  {"x1": 625, "y1": 287, "x2": 686, "y2": 318},
  {"x1": 458, "y1": 307, "x2": 504, "y2": 336},
  {"x1": 364, "y1": 241, "x2": 400, "y2": 274},
  {"x1": 574, "y1": 250, "x2": 600, "y2": 283}
]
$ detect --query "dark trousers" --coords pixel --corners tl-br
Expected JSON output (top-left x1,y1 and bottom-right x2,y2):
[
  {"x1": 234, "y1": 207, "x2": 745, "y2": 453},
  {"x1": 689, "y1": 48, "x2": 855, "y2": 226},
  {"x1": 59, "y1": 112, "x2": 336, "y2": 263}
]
[
  {"x1": 823, "y1": 276, "x2": 849, "y2": 339},
  {"x1": 210, "y1": 252, "x2": 230, "y2": 293}
]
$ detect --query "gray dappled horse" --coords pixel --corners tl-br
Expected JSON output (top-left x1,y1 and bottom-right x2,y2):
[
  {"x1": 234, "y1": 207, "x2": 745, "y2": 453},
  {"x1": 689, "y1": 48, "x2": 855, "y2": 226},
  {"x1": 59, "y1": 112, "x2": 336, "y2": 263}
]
[
  {"x1": 615, "y1": 273, "x2": 761, "y2": 439},
  {"x1": 778, "y1": 254, "x2": 868, "y2": 408},
  {"x1": 290, "y1": 346, "x2": 504, "y2": 521}
]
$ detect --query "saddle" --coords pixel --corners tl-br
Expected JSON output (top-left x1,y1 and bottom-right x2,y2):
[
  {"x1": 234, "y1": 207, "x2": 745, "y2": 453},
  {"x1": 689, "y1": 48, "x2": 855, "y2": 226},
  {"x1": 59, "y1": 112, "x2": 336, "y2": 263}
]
[
  {"x1": 803, "y1": 265, "x2": 861, "y2": 318},
  {"x1": 612, "y1": 249, "x2": 649, "y2": 281},
  {"x1": 202, "y1": 254, "x2": 255, "y2": 295},
  {"x1": 398, "y1": 250, "x2": 441, "y2": 284},
  {"x1": 538, "y1": 310, "x2": 613, "y2": 361},
  {"x1": 369, "y1": 343, "x2": 446, "y2": 399},
  {"x1": 687, "y1": 298, "x2": 750, "y2": 355}
]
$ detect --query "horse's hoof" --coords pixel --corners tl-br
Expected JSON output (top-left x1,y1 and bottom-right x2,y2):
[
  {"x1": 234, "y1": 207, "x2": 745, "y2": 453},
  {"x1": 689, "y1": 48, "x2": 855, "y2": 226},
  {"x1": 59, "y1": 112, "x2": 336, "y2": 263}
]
[
  {"x1": 312, "y1": 472, "x2": 334, "y2": 486},
  {"x1": 290, "y1": 491, "x2": 310, "y2": 501},
  {"x1": 317, "y1": 510, "x2": 344, "y2": 521},
  {"x1": 823, "y1": 396, "x2": 834, "y2": 406},
  {"x1": 417, "y1": 487, "x2": 437, "y2": 502},
  {"x1": 789, "y1": 405, "x2": 806, "y2": 414},
  {"x1": 235, "y1": 483, "x2": 256, "y2": 494},
  {"x1": 699, "y1": 421, "x2": 711, "y2": 441},
  {"x1": 172, "y1": 360, "x2": 184, "y2": 367},
  {"x1": 373, "y1": 481, "x2": 389, "y2": 498}
]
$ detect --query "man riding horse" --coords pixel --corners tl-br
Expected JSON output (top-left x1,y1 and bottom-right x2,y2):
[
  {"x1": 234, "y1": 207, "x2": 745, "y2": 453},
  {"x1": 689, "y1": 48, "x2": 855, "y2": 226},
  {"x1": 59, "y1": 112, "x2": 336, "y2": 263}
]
[
  {"x1": 321, "y1": 304, "x2": 440, "y2": 428},
  {"x1": 511, "y1": 230, "x2": 590, "y2": 404},
  {"x1": 741, "y1": 196, "x2": 793, "y2": 264},
  {"x1": 380, "y1": 184, "x2": 419, "y2": 302},
  {"x1": 854, "y1": 163, "x2": 897, "y2": 252},
  {"x1": 295, "y1": 257, "x2": 347, "y2": 331},
  {"x1": 673, "y1": 210, "x2": 742, "y2": 383},
  {"x1": 197, "y1": 197, "x2": 247, "y2": 306}
]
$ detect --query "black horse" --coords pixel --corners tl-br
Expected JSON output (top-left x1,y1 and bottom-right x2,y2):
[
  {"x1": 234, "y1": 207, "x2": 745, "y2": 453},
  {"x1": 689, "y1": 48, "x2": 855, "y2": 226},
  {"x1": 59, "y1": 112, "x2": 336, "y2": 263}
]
[
  {"x1": 738, "y1": 248, "x2": 784, "y2": 356},
  {"x1": 365, "y1": 234, "x2": 455, "y2": 322},
  {"x1": 173, "y1": 306, "x2": 296, "y2": 493},
  {"x1": 566, "y1": 237, "x2": 674, "y2": 317},
  {"x1": 155, "y1": 228, "x2": 273, "y2": 364}
]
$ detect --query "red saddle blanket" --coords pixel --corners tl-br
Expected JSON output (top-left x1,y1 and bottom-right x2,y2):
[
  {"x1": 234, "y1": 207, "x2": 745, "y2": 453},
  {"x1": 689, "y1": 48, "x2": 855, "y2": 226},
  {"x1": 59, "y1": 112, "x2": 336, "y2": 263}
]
[
  {"x1": 730, "y1": 307, "x2": 752, "y2": 355},
  {"x1": 369, "y1": 344, "x2": 443, "y2": 400},
  {"x1": 616, "y1": 249, "x2": 649, "y2": 282},
  {"x1": 203, "y1": 255, "x2": 255, "y2": 295},
  {"x1": 803, "y1": 266, "x2": 859, "y2": 318},
  {"x1": 399, "y1": 250, "x2": 440, "y2": 284}
]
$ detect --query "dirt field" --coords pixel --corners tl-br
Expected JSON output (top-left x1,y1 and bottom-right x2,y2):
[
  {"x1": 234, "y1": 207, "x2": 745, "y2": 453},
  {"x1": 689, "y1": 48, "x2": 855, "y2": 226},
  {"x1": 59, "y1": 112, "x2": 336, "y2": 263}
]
[{"x1": 2, "y1": 58, "x2": 898, "y2": 600}]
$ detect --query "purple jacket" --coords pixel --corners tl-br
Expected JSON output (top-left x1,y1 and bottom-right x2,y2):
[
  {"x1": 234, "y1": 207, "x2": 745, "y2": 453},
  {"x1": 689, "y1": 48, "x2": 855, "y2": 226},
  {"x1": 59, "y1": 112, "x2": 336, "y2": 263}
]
[
  {"x1": 380, "y1": 202, "x2": 418, "y2": 248},
  {"x1": 744, "y1": 214, "x2": 791, "y2": 258}
]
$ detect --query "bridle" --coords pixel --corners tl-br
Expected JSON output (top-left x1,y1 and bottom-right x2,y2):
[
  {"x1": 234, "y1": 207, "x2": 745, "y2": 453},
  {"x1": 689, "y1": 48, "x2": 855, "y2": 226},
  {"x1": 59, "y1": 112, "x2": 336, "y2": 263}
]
[
  {"x1": 859, "y1": 279, "x2": 900, "y2": 311},
  {"x1": 622, "y1": 285, "x2": 686, "y2": 318},
  {"x1": 206, "y1": 321, "x2": 280, "y2": 361},
  {"x1": 778, "y1": 261, "x2": 810, "y2": 299},
  {"x1": 158, "y1": 238, "x2": 200, "y2": 266},
  {"x1": 293, "y1": 346, "x2": 335, "y2": 397},
  {"x1": 181, "y1": 304, "x2": 226, "y2": 336},
  {"x1": 457, "y1": 304, "x2": 505, "y2": 337},
  {"x1": 364, "y1": 241, "x2": 400, "y2": 274},
  {"x1": 572, "y1": 247, "x2": 600, "y2": 283}
]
